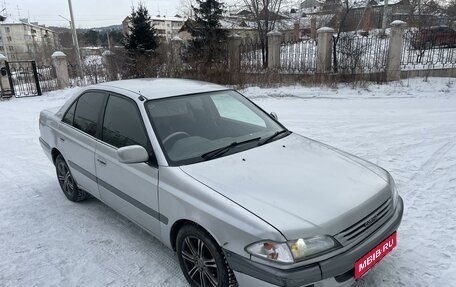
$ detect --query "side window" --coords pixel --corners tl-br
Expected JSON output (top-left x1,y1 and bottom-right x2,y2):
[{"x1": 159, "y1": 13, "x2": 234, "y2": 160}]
[
  {"x1": 211, "y1": 94, "x2": 266, "y2": 127},
  {"x1": 62, "y1": 101, "x2": 77, "y2": 125},
  {"x1": 102, "y1": 95, "x2": 149, "y2": 149},
  {"x1": 73, "y1": 92, "x2": 106, "y2": 137}
]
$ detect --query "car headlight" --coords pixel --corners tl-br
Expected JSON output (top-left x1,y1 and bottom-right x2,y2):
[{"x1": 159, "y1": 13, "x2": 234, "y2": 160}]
[
  {"x1": 246, "y1": 235, "x2": 340, "y2": 264},
  {"x1": 388, "y1": 173, "x2": 399, "y2": 208}
]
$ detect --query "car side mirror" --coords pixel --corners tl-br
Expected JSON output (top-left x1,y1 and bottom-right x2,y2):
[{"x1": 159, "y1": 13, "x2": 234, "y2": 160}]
[
  {"x1": 117, "y1": 145, "x2": 149, "y2": 164},
  {"x1": 270, "y1": 112, "x2": 278, "y2": 120}
]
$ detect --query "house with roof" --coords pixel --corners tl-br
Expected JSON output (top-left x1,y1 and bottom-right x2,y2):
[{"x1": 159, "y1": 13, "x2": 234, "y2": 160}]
[
  {"x1": 122, "y1": 15, "x2": 187, "y2": 41},
  {"x1": 178, "y1": 11, "x2": 296, "y2": 43}
]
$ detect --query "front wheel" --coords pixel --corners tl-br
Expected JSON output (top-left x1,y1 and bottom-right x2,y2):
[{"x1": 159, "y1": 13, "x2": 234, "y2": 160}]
[
  {"x1": 55, "y1": 154, "x2": 89, "y2": 202},
  {"x1": 176, "y1": 225, "x2": 236, "y2": 287}
]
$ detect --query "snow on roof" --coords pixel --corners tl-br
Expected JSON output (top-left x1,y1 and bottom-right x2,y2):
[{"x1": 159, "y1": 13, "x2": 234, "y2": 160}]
[
  {"x1": 377, "y1": 0, "x2": 404, "y2": 6},
  {"x1": 299, "y1": 14, "x2": 335, "y2": 28},
  {"x1": 219, "y1": 16, "x2": 295, "y2": 31},
  {"x1": 150, "y1": 16, "x2": 186, "y2": 22},
  {"x1": 220, "y1": 18, "x2": 254, "y2": 30}
]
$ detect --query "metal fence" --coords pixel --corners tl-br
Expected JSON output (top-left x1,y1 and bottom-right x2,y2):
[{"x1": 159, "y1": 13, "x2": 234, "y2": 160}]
[
  {"x1": 335, "y1": 34, "x2": 390, "y2": 75},
  {"x1": 401, "y1": 30, "x2": 456, "y2": 70},
  {"x1": 37, "y1": 65, "x2": 58, "y2": 93},
  {"x1": 5, "y1": 61, "x2": 42, "y2": 97},
  {"x1": 240, "y1": 39, "x2": 266, "y2": 73},
  {"x1": 280, "y1": 39, "x2": 317, "y2": 74},
  {"x1": 69, "y1": 61, "x2": 109, "y2": 87}
]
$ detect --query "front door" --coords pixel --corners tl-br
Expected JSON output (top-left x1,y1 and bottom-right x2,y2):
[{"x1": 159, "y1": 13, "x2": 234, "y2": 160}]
[{"x1": 95, "y1": 93, "x2": 161, "y2": 235}]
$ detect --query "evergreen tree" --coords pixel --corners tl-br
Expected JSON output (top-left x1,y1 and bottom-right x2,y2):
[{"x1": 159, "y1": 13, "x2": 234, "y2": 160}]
[
  {"x1": 84, "y1": 29, "x2": 99, "y2": 47},
  {"x1": 125, "y1": 3, "x2": 159, "y2": 53},
  {"x1": 189, "y1": 0, "x2": 227, "y2": 65}
]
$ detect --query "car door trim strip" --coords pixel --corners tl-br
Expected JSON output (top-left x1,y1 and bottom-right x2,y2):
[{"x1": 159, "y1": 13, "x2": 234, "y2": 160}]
[
  {"x1": 68, "y1": 160, "x2": 97, "y2": 182},
  {"x1": 68, "y1": 160, "x2": 168, "y2": 225}
]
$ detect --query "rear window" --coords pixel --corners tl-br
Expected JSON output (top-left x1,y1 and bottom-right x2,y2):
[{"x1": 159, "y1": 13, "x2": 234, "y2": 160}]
[{"x1": 73, "y1": 92, "x2": 106, "y2": 137}]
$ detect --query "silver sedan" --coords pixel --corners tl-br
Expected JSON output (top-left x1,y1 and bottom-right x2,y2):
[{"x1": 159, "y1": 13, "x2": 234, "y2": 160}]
[{"x1": 39, "y1": 79, "x2": 403, "y2": 287}]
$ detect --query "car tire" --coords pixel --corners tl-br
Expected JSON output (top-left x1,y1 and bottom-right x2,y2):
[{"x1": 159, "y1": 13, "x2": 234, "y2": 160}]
[
  {"x1": 55, "y1": 154, "x2": 89, "y2": 202},
  {"x1": 176, "y1": 224, "x2": 237, "y2": 287}
]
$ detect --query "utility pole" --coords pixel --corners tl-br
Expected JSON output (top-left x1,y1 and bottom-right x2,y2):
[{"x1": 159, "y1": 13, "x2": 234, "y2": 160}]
[
  {"x1": 106, "y1": 31, "x2": 112, "y2": 50},
  {"x1": 58, "y1": 15, "x2": 75, "y2": 46},
  {"x1": 68, "y1": 0, "x2": 83, "y2": 79}
]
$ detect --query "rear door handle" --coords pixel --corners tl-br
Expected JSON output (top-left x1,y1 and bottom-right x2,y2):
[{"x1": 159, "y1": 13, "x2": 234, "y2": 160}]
[
  {"x1": 59, "y1": 137, "x2": 65, "y2": 142},
  {"x1": 97, "y1": 158, "x2": 107, "y2": 165}
]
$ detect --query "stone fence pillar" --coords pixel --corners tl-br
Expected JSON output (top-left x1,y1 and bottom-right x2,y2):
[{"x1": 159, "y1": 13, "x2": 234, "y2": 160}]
[
  {"x1": 51, "y1": 51, "x2": 70, "y2": 89},
  {"x1": 267, "y1": 30, "x2": 282, "y2": 70},
  {"x1": 171, "y1": 36, "x2": 184, "y2": 76},
  {"x1": 0, "y1": 54, "x2": 13, "y2": 97},
  {"x1": 386, "y1": 20, "x2": 407, "y2": 82},
  {"x1": 316, "y1": 27, "x2": 334, "y2": 74},
  {"x1": 228, "y1": 33, "x2": 242, "y2": 83},
  {"x1": 102, "y1": 50, "x2": 116, "y2": 81}
]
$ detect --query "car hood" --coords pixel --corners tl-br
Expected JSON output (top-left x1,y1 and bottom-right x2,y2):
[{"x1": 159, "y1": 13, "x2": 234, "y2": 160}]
[{"x1": 180, "y1": 133, "x2": 392, "y2": 240}]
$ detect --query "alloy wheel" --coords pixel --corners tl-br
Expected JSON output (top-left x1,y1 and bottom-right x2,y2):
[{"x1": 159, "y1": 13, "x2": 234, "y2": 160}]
[
  {"x1": 57, "y1": 161, "x2": 75, "y2": 197},
  {"x1": 181, "y1": 235, "x2": 219, "y2": 287}
]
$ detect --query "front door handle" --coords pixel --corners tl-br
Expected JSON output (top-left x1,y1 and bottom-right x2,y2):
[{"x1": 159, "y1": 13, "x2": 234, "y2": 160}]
[
  {"x1": 59, "y1": 137, "x2": 65, "y2": 142},
  {"x1": 97, "y1": 158, "x2": 107, "y2": 165}
]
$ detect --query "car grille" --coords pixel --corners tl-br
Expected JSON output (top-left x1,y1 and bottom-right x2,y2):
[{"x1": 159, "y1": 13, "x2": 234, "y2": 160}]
[{"x1": 334, "y1": 198, "x2": 394, "y2": 246}]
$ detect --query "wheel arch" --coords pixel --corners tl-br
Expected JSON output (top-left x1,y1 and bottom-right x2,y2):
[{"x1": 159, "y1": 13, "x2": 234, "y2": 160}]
[
  {"x1": 170, "y1": 219, "x2": 220, "y2": 251},
  {"x1": 51, "y1": 148, "x2": 62, "y2": 165}
]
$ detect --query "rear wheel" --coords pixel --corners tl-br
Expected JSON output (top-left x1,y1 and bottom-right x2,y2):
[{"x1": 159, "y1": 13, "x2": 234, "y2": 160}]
[
  {"x1": 176, "y1": 225, "x2": 236, "y2": 287},
  {"x1": 55, "y1": 154, "x2": 89, "y2": 202}
]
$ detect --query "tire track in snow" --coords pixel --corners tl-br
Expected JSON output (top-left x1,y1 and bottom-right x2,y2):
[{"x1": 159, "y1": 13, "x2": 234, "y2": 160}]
[{"x1": 403, "y1": 139, "x2": 456, "y2": 198}]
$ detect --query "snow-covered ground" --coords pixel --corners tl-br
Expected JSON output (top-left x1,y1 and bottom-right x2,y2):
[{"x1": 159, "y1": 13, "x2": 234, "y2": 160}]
[{"x1": 1, "y1": 78, "x2": 455, "y2": 286}]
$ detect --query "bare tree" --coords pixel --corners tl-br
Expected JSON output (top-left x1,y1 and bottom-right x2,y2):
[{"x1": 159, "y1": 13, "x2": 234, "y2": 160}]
[
  {"x1": 241, "y1": 0, "x2": 285, "y2": 67},
  {"x1": 178, "y1": 0, "x2": 197, "y2": 17},
  {"x1": 332, "y1": 0, "x2": 352, "y2": 73},
  {"x1": 446, "y1": 0, "x2": 456, "y2": 17}
]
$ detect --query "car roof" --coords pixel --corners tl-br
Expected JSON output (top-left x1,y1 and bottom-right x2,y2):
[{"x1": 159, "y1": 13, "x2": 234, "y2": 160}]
[{"x1": 90, "y1": 78, "x2": 229, "y2": 100}]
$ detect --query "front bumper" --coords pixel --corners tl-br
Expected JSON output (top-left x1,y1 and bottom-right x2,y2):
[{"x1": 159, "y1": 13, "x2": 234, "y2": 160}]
[{"x1": 224, "y1": 196, "x2": 404, "y2": 287}]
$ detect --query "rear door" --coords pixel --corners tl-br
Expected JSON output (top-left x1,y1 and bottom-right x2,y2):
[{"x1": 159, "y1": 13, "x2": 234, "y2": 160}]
[
  {"x1": 58, "y1": 91, "x2": 107, "y2": 199},
  {"x1": 95, "y1": 93, "x2": 162, "y2": 236}
]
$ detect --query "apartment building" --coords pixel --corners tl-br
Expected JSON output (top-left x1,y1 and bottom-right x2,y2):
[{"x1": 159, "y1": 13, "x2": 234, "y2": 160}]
[
  {"x1": 0, "y1": 18, "x2": 59, "y2": 63},
  {"x1": 123, "y1": 15, "x2": 186, "y2": 41}
]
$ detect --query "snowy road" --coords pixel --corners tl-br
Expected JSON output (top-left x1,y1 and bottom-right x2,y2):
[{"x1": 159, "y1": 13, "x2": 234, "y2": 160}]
[{"x1": 1, "y1": 78, "x2": 455, "y2": 286}]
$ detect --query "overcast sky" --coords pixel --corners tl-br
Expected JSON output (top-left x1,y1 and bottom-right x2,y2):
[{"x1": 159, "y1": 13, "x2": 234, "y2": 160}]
[{"x1": 6, "y1": 0, "x2": 185, "y2": 28}]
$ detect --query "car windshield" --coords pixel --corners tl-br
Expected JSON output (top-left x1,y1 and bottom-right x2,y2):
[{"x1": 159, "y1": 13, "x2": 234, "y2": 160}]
[{"x1": 145, "y1": 90, "x2": 288, "y2": 166}]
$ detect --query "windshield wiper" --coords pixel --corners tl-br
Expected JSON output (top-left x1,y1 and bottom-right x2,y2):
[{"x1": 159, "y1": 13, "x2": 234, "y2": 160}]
[
  {"x1": 201, "y1": 137, "x2": 261, "y2": 160},
  {"x1": 258, "y1": 130, "x2": 291, "y2": 146}
]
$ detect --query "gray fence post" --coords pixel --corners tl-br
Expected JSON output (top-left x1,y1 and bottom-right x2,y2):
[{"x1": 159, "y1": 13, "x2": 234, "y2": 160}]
[
  {"x1": 52, "y1": 51, "x2": 70, "y2": 89},
  {"x1": 316, "y1": 27, "x2": 334, "y2": 74},
  {"x1": 386, "y1": 20, "x2": 407, "y2": 82},
  {"x1": 267, "y1": 30, "x2": 282, "y2": 70},
  {"x1": 171, "y1": 36, "x2": 184, "y2": 76},
  {"x1": 228, "y1": 33, "x2": 242, "y2": 83},
  {"x1": 0, "y1": 54, "x2": 14, "y2": 97},
  {"x1": 102, "y1": 50, "x2": 116, "y2": 81}
]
